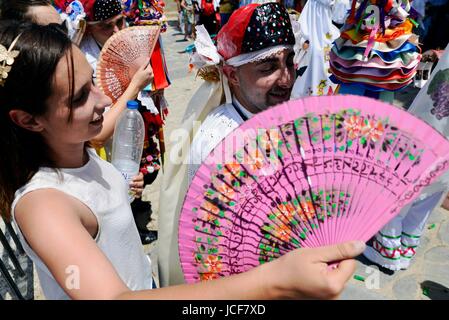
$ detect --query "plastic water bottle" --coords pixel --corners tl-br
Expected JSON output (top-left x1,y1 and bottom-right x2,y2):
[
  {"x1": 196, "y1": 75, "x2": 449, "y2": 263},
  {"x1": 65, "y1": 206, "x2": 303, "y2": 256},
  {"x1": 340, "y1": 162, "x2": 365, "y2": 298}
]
[{"x1": 111, "y1": 100, "x2": 145, "y2": 202}]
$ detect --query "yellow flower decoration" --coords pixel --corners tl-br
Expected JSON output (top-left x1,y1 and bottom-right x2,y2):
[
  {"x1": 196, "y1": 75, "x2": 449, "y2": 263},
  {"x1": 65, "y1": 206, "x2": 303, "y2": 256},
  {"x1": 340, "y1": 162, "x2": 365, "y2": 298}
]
[
  {"x1": 0, "y1": 65, "x2": 11, "y2": 80},
  {"x1": 0, "y1": 45, "x2": 19, "y2": 66}
]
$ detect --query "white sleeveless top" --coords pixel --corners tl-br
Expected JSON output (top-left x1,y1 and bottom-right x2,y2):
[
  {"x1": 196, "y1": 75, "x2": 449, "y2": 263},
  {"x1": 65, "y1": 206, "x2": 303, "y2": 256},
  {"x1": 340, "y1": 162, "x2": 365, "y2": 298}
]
[{"x1": 11, "y1": 148, "x2": 153, "y2": 300}]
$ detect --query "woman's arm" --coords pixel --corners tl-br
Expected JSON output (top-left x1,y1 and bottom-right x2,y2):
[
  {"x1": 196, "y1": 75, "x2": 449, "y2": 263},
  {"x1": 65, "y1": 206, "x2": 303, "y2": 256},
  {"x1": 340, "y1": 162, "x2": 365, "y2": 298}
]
[
  {"x1": 90, "y1": 60, "x2": 154, "y2": 149},
  {"x1": 118, "y1": 241, "x2": 362, "y2": 300},
  {"x1": 15, "y1": 189, "x2": 364, "y2": 300},
  {"x1": 15, "y1": 189, "x2": 129, "y2": 299}
]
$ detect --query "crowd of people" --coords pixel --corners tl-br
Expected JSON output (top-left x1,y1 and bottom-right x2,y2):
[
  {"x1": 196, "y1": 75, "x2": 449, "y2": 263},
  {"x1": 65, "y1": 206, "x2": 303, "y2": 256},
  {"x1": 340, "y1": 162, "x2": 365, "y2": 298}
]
[
  {"x1": 0, "y1": 0, "x2": 448, "y2": 300},
  {"x1": 174, "y1": 0, "x2": 307, "y2": 41}
]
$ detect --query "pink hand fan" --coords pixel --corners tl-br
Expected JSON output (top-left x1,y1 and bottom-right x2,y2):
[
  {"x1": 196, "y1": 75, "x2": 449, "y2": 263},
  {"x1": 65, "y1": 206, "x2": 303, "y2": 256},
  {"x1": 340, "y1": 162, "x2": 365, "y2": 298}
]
[
  {"x1": 96, "y1": 26, "x2": 160, "y2": 102},
  {"x1": 178, "y1": 95, "x2": 449, "y2": 283}
]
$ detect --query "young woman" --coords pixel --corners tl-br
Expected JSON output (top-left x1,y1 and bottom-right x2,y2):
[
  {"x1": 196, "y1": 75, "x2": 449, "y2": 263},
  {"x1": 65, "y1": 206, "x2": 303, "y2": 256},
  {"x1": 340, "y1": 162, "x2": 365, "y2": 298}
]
[{"x1": 0, "y1": 21, "x2": 364, "y2": 300}]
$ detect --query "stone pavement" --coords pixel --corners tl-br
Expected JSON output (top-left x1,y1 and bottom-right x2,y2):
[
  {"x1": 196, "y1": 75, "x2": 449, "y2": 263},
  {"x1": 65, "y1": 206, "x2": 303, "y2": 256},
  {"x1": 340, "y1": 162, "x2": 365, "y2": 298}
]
[
  {"x1": 1, "y1": 16, "x2": 448, "y2": 300},
  {"x1": 340, "y1": 206, "x2": 449, "y2": 300}
]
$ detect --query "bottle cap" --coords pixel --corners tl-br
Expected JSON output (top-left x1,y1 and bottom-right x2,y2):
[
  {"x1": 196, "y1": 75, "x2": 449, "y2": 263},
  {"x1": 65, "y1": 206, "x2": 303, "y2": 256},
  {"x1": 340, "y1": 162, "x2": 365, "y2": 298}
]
[{"x1": 127, "y1": 100, "x2": 139, "y2": 110}]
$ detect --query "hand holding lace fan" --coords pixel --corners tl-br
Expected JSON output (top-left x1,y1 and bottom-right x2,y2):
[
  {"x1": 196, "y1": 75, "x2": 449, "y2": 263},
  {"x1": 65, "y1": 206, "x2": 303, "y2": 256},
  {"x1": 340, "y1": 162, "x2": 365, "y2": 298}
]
[
  {"x1": 178, "y1": 95, "x2": 449, "y2": 282},
  {"x1": 97, "y1": 26, "x2": 160, "y2": 102}
]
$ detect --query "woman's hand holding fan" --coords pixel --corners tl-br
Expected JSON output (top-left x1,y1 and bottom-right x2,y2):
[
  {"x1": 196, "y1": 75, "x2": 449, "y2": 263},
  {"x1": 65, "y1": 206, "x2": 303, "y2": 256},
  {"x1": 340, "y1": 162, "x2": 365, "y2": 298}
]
[
  {"x1": 89, "y1": 27, "x2": 159, "y2": 148},
  {"x1": 168, "y1": 240, "x2": 365, "y2": 299},
  {"x1": 126, "y1": 57, "x2": 154, "y2": 98},
  {"x1": 97, "y1": 26, "x2": 161, "y2": 102}
]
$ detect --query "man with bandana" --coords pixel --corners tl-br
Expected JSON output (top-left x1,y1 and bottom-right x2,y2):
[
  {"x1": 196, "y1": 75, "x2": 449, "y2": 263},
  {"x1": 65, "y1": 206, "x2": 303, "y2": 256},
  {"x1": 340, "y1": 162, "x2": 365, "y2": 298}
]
[
  {"x1": 158, "y1": 2, "x2": 300, "y2": 286},
  {"x1": 188, "y1": 2, "x2": 296, "y2": 180}
]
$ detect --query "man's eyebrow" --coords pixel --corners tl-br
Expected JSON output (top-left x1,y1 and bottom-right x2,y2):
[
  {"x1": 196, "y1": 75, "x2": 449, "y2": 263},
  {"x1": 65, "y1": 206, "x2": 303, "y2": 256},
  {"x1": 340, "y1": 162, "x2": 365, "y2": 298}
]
[{"x1": 255, "y1": 57, "x2": 278, "y2": 65}]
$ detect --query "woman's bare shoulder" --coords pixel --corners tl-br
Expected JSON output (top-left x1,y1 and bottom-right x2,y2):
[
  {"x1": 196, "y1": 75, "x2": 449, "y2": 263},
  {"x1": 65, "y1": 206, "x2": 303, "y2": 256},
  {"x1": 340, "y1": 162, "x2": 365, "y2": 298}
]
[{"x1": 14, "y1": 188, "x2": 86, "y2": 231}]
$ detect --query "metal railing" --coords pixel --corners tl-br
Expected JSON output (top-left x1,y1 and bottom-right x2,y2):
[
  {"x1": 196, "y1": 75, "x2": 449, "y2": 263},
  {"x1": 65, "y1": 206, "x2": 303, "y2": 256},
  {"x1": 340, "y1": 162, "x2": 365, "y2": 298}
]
[{"x1": 0, "y1": 216, "x2": 34, "y2": 300}]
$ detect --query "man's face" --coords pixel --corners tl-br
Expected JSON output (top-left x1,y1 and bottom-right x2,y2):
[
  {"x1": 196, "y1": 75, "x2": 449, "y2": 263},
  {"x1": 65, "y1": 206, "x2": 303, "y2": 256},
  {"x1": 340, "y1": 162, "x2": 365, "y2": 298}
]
[
  {"x1": 89, "y1": 14, "x2": 126, "y2": 46},
  {"x1": 228, "y1": 49, "x2": 295, "y2": 114}
]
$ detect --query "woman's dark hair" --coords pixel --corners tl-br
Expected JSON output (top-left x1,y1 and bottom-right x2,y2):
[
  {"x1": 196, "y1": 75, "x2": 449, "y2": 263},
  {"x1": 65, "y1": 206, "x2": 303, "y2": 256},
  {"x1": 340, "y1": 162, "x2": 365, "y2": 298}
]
[
  {"x1": 0, "y1": 21, "x2": 75, "y2": 220},
  {"x1": 0, "y1": 0, "x2": 52, "y2": 22}
]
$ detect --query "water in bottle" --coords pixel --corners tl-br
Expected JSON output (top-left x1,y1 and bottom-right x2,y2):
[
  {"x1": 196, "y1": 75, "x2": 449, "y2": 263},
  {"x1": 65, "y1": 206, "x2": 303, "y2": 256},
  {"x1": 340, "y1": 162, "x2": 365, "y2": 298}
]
[{"x1": 111, "y1": 100, "x2": 145, "y2": 202}]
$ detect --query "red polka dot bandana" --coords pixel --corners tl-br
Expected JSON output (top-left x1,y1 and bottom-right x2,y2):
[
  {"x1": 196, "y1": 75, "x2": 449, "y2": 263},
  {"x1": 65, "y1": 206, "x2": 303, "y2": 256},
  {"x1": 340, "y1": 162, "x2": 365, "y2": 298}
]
[
  {"x1": 92, "y1": 0, "x2": 122, "y2": 21},
  {"x1": 217, "y1": 2, "x2": 295, "y2": 62}
]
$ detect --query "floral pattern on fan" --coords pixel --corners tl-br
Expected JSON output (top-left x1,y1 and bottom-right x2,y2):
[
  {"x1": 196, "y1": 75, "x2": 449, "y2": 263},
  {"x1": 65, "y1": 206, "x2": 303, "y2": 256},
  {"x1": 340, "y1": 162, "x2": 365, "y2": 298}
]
[
  {"x1": 96, "y1": 26, "x2": 161, "y2": 102},
  {"x1": 179, "y1": 96, "x2": 449, "y2": 283},
  {"x1": 191, "y1": 187, "x2": 352, "y2": 277}
]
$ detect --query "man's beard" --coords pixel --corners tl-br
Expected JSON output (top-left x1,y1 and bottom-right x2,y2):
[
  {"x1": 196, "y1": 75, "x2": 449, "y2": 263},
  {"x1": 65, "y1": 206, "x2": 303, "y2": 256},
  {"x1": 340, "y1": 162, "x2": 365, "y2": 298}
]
[
  {"x1": 236, "y1": 83, "x2": 292, "y2": 114},
  {"x1": 266, "y1": 86, "x2": 292, "y2": 107}
]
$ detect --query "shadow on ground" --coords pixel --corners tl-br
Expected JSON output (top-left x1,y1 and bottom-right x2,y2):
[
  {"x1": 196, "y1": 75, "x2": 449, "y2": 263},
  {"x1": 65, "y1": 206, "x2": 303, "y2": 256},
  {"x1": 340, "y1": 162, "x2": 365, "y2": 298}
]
[{"x1": 421, "y1": 280, "x2": 449, "y2": 300}]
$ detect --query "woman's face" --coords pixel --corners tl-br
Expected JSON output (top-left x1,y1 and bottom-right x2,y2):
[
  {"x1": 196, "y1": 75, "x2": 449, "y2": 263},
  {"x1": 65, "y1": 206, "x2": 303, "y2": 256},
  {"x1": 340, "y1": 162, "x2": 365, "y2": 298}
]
[{"x1": 37, "y1": 45, "x2": 111, "y2": 145}]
